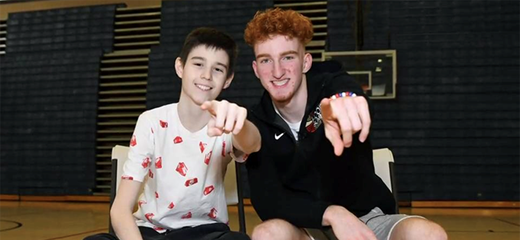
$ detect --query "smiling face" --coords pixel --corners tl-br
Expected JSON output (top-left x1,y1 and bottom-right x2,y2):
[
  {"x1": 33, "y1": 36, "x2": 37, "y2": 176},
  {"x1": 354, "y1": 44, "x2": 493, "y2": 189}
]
[
  {"x1": 252, "y1": 35, "x2": 312, "y2": 105},
  {"x1": 175, "y1": 45, "x2": 233, "y2": 106}
]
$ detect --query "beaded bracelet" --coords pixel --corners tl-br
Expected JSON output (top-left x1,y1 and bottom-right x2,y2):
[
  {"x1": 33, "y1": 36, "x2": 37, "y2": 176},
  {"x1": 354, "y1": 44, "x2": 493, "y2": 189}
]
[{"x1": 330, "y1": 91, "x2": 357, "y2": 99}]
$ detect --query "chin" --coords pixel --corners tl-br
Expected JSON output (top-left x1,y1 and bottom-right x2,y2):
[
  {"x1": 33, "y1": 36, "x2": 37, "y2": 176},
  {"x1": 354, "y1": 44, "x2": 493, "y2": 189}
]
[{"x1": 271, "y1": 94, "x2": 292, "y2": 103}]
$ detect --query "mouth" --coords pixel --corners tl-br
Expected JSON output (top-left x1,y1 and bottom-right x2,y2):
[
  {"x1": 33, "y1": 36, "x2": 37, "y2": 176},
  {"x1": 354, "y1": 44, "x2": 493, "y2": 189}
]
[
  {"x1": 195, "y1": 83, "x2": 213, "y2": 91},
  {"x1": 271, "y1": 78, "x2": 289, "y2": 87}
]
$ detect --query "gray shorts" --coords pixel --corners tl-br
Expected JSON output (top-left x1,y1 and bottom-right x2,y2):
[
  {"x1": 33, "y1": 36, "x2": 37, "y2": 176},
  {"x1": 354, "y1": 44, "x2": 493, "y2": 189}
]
[{"x1": 305, "y1": 207, "x2": 424, "y2": 240}]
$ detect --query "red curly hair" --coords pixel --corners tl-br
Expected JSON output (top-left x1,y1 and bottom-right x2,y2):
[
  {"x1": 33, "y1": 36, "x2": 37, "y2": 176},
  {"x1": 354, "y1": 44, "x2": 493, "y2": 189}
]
[{"x1": 244, "y1": 8, "x2": 313, "y2": 47}]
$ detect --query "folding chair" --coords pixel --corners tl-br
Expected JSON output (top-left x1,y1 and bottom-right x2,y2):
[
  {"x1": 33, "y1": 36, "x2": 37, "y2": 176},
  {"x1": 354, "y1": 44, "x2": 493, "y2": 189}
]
[
  {"x1": 108, "y1": 145, "x2": 246, "y2": 234},
  {"x1": 372, "y1": 148, "x2": 399, "y2": 213}
]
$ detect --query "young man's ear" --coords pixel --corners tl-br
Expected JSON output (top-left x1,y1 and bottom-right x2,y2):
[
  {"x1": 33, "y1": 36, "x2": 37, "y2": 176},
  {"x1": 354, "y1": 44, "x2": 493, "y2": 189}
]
[
  {"x1": 223, "y1": 73, "x2": 234, "y2": 90},
  {"x1": 302, "y1": 52, "x2": 313, "y2": 74},
  {"x1": 252, "y1": 60, "x2": 260, "y2": 79},
  {"x1": 174, "y1": 57, "x2": 184, "y2": 79}
]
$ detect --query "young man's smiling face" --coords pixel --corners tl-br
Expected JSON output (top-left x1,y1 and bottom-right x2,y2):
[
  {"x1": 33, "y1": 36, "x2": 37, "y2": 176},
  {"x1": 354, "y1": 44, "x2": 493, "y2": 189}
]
[
  {"x1": 175, "y1": 45, "x2": 233, "y2": 106},
  {"x1": 252, "y1": 35, "x2": 312, "y2": 104}
]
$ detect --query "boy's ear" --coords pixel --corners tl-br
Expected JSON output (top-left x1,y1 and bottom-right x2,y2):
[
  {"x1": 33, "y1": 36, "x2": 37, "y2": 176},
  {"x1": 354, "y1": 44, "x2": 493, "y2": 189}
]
[
  {"x1": 302, "y1": 52, "x2": 313, "y2": 73},
  {"x1": 223, "y1": 73, "x2": 234, "y2": 90},
  {"x1": 174, "y1": 57, "x2": 184, "y2": 79}
]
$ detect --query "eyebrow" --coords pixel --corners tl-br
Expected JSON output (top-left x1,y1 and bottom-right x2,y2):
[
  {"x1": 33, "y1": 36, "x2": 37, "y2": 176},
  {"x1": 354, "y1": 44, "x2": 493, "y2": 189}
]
[
  {"x1": 191, "y1": 56, "x2": 228, "y2": 69},
  {"x1": 256, "y1": 50, "x2": 299, "y2": 59}
]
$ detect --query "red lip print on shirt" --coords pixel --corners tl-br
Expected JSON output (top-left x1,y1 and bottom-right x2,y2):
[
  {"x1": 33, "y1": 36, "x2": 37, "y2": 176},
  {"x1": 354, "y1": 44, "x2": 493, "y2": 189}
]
[
  {"x1": 203, "y1": 185, "x2": 215, "y2": 195},
  {"x1": 199, "y1": 141, "x2": 206, "y2": 153},
  {"x1": 160, "y1": 120, "x2": 168, "y2": 128},
  {"x1": 130, "y1": 135, "x2": 137, "y2": 147},
  {"x1": 155, "y1": 157, "x2": 162, "y2": 169},
  {"x1": 138, "y1": 200, "x2": 147, "y2": 207},
  {"x1": 145, "y1": 213, "x2": 154, "y2": 222},
  {"x1": 142, "y1": 157, "x2": 151, "y2": 168},
  {"x1": 176, "y1": 162, "x2": 187, "y2": 176},
  {"x1": 168, "y1": 202, "x2": 175, "y2": 209},
  {"x1": 208, "y1": 208, "x2": 217, "y2": 219},
  {"x1": 222, "y1": 141, "x2": 226, "y2": 157},
  {"x1": 148, "y1": 169, "x2": 154, "y2": 178},
  {"x1": 185, "y1": 178, "x2": 198, "y2": 187},
  {"x1": 155, "y1": 191, "x2": 159, "y2": 198},
  {"x1": 153, "y1": 226, "x2": 165, "y2": 231},
  {"x1": 204, "y1": 151, "x2": 212, "y2": 165},
  {"x1": 174, "y1": 136, "x2": 183, "y2": 144},
  {"x1": 181, "y1": 212, "x2": 192, "y2": 219}
]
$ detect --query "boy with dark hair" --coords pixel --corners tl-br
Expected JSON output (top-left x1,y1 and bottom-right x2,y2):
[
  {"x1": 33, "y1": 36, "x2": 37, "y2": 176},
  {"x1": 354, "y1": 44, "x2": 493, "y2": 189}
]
[
  {"x1": 86, "y1": 27, "x2": 260, "y2": 240},
  {"x1": 242, "y1": 8, "x2": 447, "y2": 240}
]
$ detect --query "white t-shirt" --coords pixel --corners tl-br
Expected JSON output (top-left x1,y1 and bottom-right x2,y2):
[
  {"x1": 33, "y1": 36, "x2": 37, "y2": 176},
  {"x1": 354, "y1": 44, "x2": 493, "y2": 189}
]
[{"x1": 123, "y1": 103, "x2": 235, "y2": 232}]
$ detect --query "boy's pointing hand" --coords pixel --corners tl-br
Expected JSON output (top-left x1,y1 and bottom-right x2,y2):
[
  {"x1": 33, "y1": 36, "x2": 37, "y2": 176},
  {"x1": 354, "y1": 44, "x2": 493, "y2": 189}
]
[{"x1": 201, "y1": 100, "x2": 248, "y2": 137}]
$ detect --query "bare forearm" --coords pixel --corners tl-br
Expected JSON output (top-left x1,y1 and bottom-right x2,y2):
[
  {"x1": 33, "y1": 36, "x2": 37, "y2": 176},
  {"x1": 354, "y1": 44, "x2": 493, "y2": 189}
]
[
  {"x1": 233, "y1": 120, "x2": 261, "y2": 154},
  {"x1": 110, "y1": 207, "x2": 143, "y2": 240},
  {"x1": 111, "y1": 180, "x2": 144, "y2": 240}
]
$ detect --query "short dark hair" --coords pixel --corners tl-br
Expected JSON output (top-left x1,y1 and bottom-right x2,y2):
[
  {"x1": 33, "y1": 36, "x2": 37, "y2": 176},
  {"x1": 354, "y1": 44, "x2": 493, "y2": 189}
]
[{"x1": 178, "y1": 27, "x2": 238, "y2": 78}]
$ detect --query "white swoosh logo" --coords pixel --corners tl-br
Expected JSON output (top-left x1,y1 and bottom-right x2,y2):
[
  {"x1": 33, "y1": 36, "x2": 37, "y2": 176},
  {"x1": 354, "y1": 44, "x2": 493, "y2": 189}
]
[{"x1": 274, "y1": 132, "x2": 285, "y2": 140}]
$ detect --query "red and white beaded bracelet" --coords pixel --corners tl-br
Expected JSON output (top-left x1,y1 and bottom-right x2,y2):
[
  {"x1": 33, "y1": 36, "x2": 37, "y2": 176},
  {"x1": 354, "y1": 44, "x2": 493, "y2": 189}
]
[{"x1": 330, "y1": 91, "x2": 357, "y2": 99}]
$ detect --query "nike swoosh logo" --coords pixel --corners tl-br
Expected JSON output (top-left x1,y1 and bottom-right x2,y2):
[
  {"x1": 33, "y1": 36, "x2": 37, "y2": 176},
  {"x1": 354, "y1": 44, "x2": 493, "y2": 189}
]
[{"x1": 274, "y1": 132, "x2": 285, "y2": 140}]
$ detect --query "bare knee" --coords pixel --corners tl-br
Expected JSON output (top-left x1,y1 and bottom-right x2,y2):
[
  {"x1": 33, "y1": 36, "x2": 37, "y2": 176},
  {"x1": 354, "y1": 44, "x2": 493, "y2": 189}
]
[
  {"x1": 252, "y1": 219, "x2": 306, "y2": 240},
  {"x1": 391, "y1": 218, "x2": 447, "y2": 240}
]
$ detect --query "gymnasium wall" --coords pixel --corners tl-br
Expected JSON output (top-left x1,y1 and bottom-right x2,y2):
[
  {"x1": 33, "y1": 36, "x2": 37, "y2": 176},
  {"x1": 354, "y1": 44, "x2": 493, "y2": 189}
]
[
  {"x1": 328, "y1": 0, "x2": 519, "y2": 201},
  {"x1": 0, "y1": 4, "x2": 121, "y2": 195}
]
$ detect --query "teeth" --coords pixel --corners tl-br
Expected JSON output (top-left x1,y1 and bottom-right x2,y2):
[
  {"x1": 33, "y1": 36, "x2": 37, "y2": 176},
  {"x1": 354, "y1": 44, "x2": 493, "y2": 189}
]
[
  {"x1": 273, "y1": 79, "x2": 289, "y2": 86},
  {"x1": 195, "y1": 84, "x2": 211, "y2": 91}
]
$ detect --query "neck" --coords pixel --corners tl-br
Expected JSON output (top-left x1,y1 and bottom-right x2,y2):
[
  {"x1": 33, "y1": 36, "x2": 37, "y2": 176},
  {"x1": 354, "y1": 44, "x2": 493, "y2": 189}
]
[
  {"x1": 272, "y1": 75, "x2": 307, "y2": 123},
  {"x1": 177, "y1": 92, "x2": 211, "y2": 132}
]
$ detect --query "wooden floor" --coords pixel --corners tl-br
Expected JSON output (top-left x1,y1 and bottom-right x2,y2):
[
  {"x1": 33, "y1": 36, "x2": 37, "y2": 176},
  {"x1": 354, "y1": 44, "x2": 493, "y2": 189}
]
[{"x1": 0, "y1": 201, "x2": 519, "y2": 240}]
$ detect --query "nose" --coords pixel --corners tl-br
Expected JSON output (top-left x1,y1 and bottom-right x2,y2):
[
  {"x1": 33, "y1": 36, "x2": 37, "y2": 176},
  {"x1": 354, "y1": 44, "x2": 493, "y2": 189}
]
[
  {"x1": 272, "y1": 61, "x2": 285, "y2": 79},
  {"x1": 201, "y1": 67, "x2": 212, "y2": 81}
]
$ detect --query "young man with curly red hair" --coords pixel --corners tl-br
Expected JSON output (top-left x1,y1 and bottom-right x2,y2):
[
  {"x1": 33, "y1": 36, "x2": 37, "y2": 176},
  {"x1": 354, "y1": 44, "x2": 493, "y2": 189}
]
[{"x1": 241, "y1": 8, "x2": 447, "y2": 240}]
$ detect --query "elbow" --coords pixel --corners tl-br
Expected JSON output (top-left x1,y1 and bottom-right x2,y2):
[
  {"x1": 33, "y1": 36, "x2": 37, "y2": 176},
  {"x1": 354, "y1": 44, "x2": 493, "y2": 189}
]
[
  {"x1": 110, "y1": 205, "x2": 119, "y2": 222},
  {"x1": 110, "y1": 203, "x2": 125, "y2": 224}
]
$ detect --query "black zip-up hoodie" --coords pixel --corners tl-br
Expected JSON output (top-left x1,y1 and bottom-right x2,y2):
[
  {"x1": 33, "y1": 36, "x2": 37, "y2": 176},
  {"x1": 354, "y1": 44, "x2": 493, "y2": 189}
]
[{"x1": 245, "y1": 70, "x2": 396, "y2": 229}]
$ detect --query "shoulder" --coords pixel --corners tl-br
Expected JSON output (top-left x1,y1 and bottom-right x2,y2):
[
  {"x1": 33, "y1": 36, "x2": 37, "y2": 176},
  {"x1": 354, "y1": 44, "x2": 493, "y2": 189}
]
[{"x1": 141, "y1": 103, "x2": 176, "y2": 120}]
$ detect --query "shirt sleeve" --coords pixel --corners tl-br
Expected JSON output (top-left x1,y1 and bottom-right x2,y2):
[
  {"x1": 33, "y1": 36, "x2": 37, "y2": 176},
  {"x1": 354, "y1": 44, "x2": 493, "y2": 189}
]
[
  {"x1": 228, "y1": 131, "x2": 249, "y2": 163},
  {"x1": 122, "y1": 112, "x2": 155, "y2": 182}
]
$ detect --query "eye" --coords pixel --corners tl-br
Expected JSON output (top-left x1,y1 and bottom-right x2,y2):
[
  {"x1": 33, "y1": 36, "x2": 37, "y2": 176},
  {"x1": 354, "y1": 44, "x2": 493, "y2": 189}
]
[
  {"x1": 193, "y1": 62, "x2": 203, "y2": 67},
  {"x1": 259, "y1": 58, "x2": 270, "y2": 64},
  {"x1": 283, "y1": 55, "x2": 294, "y2": 60},
  {"x1": 214, "y1": 67, "x2": 224, "y2": 73}
]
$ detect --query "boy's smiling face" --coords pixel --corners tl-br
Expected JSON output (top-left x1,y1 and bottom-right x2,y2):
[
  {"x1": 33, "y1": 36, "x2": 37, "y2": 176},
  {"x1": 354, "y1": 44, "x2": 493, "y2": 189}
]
[{"x1": 175, "y1": 45, "x2": 234, "y2": 106}]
